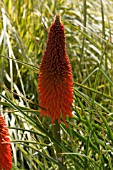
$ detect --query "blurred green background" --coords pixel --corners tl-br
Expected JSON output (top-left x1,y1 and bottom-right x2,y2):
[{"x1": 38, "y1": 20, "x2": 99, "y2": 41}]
[{"x1": 0, "y1": 0, "x2": 113, "y2": 169}]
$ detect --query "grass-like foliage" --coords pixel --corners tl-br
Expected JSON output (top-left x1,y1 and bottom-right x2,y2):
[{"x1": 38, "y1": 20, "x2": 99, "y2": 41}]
[{"x1": 0, "y1": 0, "x2": 113, "y2": 169}]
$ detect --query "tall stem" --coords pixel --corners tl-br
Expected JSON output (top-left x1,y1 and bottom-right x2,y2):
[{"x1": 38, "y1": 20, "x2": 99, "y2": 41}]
[{"x1": 53, "y1": 120, "x2": 62, "y2": 158}]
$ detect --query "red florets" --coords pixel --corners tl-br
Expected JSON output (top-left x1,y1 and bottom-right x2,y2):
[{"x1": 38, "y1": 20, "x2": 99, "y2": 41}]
[
  {"x1": 38, "y1": 14, "x2": 73, "y2": 125},
  {"x1": 0, "y1": 114, "x2": 12, "y2": 170}
]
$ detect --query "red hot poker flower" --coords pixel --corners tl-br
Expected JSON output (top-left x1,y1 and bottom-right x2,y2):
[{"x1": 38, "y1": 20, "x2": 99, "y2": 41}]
[
  {"x1": 0, "y1": 114, "x2": 12, "y2": 170},
  {"x1": 38, "y1": 14, "x2": 73, "y2": 125}
]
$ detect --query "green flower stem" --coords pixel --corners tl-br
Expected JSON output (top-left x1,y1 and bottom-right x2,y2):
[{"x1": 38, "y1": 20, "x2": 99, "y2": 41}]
[{"x1": 53, "y1": 120, "x2": 62, "y2": 158}]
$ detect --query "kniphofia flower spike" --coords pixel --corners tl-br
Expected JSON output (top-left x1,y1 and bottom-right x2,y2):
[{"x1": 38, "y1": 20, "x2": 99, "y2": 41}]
[
  {"x1": 0, "y1": 114, "x2": 12, "y2": 170},
  {"x1": 38, "y1": 14, "x2": 73, "y2": 126}
]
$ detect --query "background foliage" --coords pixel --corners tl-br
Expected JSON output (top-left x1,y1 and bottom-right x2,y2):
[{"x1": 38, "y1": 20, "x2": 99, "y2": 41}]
[{"x1": 0, "y1": 0, "x2": 113, "y2": 169}]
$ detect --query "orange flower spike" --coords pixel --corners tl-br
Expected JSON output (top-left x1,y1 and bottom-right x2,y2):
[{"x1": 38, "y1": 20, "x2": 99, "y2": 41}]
[
  {"x1": 0, "y1": 114, "x2": 12, "y2": 170},
  {"x1": 38, "y1": 14, "x2": 73, "y2": 125}
]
